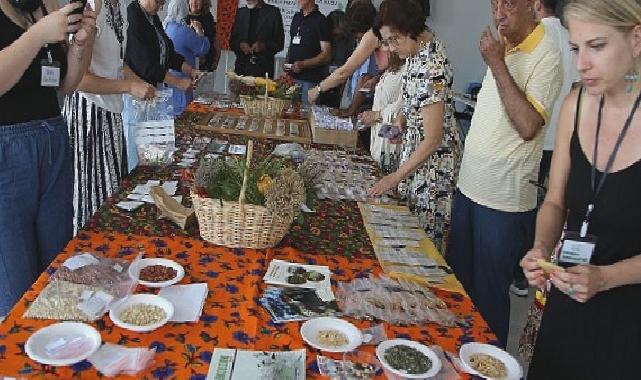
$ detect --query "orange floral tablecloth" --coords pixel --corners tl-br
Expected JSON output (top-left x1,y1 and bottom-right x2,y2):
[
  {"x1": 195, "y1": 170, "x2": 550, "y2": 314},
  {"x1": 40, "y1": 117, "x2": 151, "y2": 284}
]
[{"x1": 0, "y1": 232, "x2": 497, "y2": 379}]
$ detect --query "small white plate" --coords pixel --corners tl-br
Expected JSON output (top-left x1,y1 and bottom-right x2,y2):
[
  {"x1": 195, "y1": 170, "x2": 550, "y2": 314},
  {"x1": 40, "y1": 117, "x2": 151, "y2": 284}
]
[
  {"x1": 459, "y1": 342, "x2": 523, "y2": 380},
  {"x1": 109, "y1": 294, "x2": 174, "y2": 332},
  {"x1": 25, "y1": 322, "x2": 101, "y2": 366},
  {"x1": 376, "y1": 339, "x2": 441, "y2": 379},
  {"x1": 129, "y1": 258, "x2": 185, "y2": 288},
  {"x1": 300, "y1": 317, "x2": 362, "y2": 353}
]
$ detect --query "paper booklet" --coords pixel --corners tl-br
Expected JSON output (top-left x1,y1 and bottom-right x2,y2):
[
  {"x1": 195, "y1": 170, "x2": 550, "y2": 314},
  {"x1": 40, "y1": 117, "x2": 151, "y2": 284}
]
[
  {"x1": 263, "y1": 260, "x2": 332, "y2": 291},
  {"x1": 206, "y1": 348, "x2": 305, "y2": 380}
]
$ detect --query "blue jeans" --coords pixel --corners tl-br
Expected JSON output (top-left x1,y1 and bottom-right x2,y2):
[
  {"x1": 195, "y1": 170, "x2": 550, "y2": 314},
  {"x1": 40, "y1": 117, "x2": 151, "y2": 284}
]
[
  {"x1": 446, "y1": 190, "x2": 536, "y2": 347},
  {"x1": 295, "y1": 80, "x2": 318, "y2": 106},
  {"x1": 0, "y1": 116, "x2": 73, "y2": 315}
]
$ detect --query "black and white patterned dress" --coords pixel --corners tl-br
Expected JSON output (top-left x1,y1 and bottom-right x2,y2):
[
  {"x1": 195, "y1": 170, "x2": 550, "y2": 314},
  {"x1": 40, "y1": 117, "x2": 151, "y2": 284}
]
[
  {"x1": 63, "y1": 0, "x2": 127, "y2": 232},
  {"x1": 398, "y1": 35, "x2": 462, "y2": 252}
]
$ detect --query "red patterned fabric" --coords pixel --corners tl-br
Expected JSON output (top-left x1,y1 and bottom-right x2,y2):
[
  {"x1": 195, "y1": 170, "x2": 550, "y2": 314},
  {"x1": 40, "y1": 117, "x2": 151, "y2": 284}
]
[{"x1": 217, "y1": 0, "x2": 239, "y2": 50}]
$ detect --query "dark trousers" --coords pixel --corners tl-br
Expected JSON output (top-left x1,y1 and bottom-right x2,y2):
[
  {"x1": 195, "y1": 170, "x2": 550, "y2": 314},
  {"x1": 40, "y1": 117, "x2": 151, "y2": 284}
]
[
  {"x1": 0, "y1": 116, "x2": 73, "y2": 315},
  {"x1": 446, "y1": 190, "x2": 536, "y2": 346}
]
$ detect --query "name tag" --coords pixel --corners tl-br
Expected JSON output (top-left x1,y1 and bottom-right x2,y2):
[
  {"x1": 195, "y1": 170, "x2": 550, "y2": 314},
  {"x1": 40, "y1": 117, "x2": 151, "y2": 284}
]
[
  {"x1": 41, "y1": 60, "x2": 61, "y2": 88},
  {"x1": 559, "y1": 232, "x2": 597, "y2": 265},
  {"x1": 292, "y1": 35, "x2": 301, "y2": 45}
]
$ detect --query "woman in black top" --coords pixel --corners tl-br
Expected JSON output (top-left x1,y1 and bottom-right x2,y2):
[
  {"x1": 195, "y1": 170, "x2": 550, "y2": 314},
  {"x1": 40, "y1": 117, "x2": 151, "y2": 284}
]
[
  {"x1": 0, "y1": 0, "x2": 96, "y2": 316},
  {"x1": 188, "y1": 0, "x2": 220, "y2": 71},
  {"x1": 125, "y1": 0, "x2": 201, "y2": 91},
  {"x1": 521, "y1": 0, "x2": 641, "y2": 378}
]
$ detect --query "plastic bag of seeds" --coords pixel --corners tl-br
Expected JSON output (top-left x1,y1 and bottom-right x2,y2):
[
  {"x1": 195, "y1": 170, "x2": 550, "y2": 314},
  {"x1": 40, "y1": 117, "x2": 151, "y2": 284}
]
[
  {"x1": 51, "y1": 252, "x2": 137, "y2": 299},
  {"x1": 23, "y1": 253, "x2": 138, "y2": 321}
]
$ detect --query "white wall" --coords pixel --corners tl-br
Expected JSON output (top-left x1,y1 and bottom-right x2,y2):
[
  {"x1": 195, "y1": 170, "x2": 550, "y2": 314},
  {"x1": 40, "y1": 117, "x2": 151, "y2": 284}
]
[{"x1": 426, "y1": 0, "x2": 491, "y2": 92}]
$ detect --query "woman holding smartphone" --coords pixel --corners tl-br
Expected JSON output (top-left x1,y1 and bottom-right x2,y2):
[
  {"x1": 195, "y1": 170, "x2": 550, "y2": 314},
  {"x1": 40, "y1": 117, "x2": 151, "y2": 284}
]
[{"x1": 0, "y1": 0, "x2": 96, "y2": 315}]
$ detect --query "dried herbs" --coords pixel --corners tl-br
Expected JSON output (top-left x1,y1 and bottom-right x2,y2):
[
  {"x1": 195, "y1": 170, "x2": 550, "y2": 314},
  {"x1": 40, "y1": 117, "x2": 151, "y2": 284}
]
[{"x1": 383, "y1": 345, "x2": 432, "y2": 375}]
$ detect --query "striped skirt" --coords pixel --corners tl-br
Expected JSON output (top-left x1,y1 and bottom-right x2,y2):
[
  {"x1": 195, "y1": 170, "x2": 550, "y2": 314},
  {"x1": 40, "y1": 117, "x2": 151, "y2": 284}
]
[{"x1": 63, "y1": 93, "x2": 127, "y2": 232}]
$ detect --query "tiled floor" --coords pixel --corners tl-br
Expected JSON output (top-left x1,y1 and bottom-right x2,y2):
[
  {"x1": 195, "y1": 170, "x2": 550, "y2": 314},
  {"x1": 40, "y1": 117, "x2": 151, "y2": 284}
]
[{"x1": 507, "y1": 289, "x2": 535, "y2": 377}]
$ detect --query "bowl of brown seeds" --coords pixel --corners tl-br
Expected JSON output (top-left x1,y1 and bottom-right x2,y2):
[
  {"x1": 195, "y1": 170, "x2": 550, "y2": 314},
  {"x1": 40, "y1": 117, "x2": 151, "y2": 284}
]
[{"x1": 129, "y1": 258, "x2": 185, "y2": 288}]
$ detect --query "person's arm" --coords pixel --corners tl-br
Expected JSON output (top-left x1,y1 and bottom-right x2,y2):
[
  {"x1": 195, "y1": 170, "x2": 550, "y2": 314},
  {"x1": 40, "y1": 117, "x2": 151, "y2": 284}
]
[
  {"x1": 369, "y1": 102, "x2": 444, "y2": 196},
  {"x1": 480, "y1": 27, "x2": 561, "y2": 141},
  {"x1": 521, "y1": 89, "x2": 578, "y2": 288},
  {"x1": 164, "y1": 25, "x2": 186, "y2": 72},
  {"x1": 76, "y1": 71, "x2": 156, "y2": 99},
  {"x1": 186, "y1": 24, "x2": 211, "y2": 57},
  {"x1": 60, "y1": 24, "x2": 98, "y2": 95},
  {"x1": 164, "y1": 71, "x2": 192, "y2": 91},
  {"x1": 294, "y1": 41, "x2": 331, "y2": 71},
  {"x1": 316, "y1": 30, "x2": 379, "y2": 91}
]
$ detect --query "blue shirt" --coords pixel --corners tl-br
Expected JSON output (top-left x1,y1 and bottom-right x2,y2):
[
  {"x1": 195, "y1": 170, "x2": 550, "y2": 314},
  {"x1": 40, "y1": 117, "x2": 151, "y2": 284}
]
[{"x1": 165, "y1": 22, "x2": 210, "y2": 115}]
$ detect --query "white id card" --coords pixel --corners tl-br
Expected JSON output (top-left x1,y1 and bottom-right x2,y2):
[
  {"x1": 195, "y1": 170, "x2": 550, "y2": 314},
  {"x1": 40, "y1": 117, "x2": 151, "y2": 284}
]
[
  {"x1": 559, "y1": 232, "x2": 597, "y2": 265},
  {"x1": 292, "y1": 35, "x2": 301, "y2": 45},
  {"x1": 41, "y1": 60, "x2": 60, "y2": 87}
]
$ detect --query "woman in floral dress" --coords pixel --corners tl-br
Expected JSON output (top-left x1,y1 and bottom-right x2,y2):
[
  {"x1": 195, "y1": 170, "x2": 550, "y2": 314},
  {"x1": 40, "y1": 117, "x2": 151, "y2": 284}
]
[{"x1": 369, "y1": 0, "x2": 462, "y2": 251}]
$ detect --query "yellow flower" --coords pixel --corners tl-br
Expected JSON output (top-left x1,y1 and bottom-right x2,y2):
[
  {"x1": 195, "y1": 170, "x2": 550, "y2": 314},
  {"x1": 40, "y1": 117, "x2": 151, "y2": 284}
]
[{"x1": 257, "y1": 174, "x2": 273, "y2": 195}]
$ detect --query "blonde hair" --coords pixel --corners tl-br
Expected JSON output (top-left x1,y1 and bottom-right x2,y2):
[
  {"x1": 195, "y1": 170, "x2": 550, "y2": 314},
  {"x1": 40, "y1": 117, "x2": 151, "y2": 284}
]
[{"x1": 564, "y1": 0, "x2": 641, "y2": 33}]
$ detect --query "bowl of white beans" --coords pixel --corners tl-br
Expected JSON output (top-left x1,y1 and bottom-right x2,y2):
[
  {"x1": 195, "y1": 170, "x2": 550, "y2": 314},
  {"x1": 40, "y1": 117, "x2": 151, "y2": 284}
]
[{"x1": 109, "y1": 294, "x2": 174, "y2": 332}]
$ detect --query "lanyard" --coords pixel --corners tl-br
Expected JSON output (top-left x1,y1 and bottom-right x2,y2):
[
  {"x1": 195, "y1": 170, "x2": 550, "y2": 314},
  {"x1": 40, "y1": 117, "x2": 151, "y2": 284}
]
[
  {"x1": 581, "y1": 89, "x2": 641, "y2": 237},
  {"x1": 28, "y1": 4, "x2": 53, "y2": 64}
]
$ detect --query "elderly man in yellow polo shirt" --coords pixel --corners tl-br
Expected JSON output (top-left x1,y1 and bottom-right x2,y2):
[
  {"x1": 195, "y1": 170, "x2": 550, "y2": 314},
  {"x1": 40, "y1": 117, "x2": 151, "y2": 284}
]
[{"x1": 446, "y1": 0, "x2": 562, "y2": 347}]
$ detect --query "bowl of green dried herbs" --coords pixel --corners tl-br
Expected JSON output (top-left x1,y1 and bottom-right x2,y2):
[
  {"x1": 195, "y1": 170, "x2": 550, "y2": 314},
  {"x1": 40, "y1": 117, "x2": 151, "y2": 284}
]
[{"x1": 376, "y1": 339, "x2": 441, "y2": 379}]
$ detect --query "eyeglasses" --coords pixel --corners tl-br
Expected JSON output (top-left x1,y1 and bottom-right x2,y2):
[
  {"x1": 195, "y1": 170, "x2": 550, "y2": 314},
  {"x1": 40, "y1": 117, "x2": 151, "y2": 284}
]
[
  {"x1": 491, "y1": 0, "x2": 517, "y2": 13},
  {"x1": 380, "y1": 34, "x2": 405, "y2": 47}
]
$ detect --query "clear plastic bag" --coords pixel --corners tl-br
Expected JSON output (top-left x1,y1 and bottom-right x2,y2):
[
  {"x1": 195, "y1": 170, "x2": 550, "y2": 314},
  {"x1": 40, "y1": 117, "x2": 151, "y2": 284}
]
[
  {"x1": 23, "y1": 252, "x2": 138, "y2": 321},
  {"x1": 336, "y1": 275, "x2": 462, "y2": 327},
  {"x1": 88, "y1": 343, "x2": 156, "y2": 377}
]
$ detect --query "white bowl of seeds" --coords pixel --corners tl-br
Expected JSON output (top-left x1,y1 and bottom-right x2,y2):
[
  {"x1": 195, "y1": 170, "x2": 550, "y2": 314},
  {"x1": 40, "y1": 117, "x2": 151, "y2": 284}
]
[{"x1": 109, "y1": 294, "x2": 174, "y2": 332}]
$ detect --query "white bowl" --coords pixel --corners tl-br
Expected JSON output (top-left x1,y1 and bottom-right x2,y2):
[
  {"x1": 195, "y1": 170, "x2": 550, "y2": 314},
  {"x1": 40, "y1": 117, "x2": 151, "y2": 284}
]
[
  {"x1": 376, "y1": 339, "x2": 441, "y2": 379},
  {"x1": 109, "y1": 294, "x2": 174, "y2": 332},
  {"x1": 129, "y1": 258, "x2": 185, "y2": 288},
  {"x1": 25, "y1": 322, "x2": 101, "y2": 366},
  {"x1": 459, "y1": 342, "x2": 523, "y2": 380},
  {"x1": 300, "y1": 317, "x2": 362, "y2": 353}
]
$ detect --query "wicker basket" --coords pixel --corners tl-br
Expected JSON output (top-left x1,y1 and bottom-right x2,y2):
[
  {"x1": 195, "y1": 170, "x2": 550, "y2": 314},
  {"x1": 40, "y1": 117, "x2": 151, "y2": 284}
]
[
  {"x1": 192, "y1": 140, "x2": 294, "y2": 249},
  {"x1": 241, "y1": 95, "x2": 290, "y2": 118}
]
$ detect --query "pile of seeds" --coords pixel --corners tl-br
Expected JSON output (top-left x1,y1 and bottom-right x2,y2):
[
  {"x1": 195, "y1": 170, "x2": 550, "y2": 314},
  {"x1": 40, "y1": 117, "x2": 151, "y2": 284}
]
[
  {"x1": 119, "y1": 303, "x2": 167, "y2": 326},
  {"x1": 23, "y1": 281, "x2": 104, "y2": 321},
  {"x1": 139, "y1": 265, "x2": 177, "y2": 282}
]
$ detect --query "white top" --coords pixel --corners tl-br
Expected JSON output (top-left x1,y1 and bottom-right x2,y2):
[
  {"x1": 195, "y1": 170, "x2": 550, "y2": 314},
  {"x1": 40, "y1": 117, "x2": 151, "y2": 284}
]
[
  {"x1": 457, "y1": 24, "x2": 563, "y2": 212},
  {"x1": 542, "y1": 17, "x2": 579, "y2": 151},
  {"x1": 79, "y1": 0, "x2": 128, "y2": 114},
  {"x1": 370, "y1": 65, "x2": 405, "y2": 163}
]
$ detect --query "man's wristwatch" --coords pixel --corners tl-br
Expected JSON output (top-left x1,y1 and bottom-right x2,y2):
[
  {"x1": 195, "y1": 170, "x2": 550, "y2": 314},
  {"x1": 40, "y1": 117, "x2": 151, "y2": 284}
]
[{"x1": 315, "y1": 84, "x2": 324, "y2": 94}]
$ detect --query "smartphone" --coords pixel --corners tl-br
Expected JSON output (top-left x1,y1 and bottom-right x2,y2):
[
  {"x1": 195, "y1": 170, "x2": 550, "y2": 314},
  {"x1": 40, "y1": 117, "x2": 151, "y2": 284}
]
[{"x1": 377, "y1": 124, "x2": 401, "y2": 139}]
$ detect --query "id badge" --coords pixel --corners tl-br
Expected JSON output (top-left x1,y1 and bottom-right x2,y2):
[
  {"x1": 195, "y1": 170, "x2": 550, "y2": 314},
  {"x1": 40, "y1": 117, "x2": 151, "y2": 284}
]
[
  {"x1": 41, "y1": 59, "x2": 61, "y2": 88},
  {"x1": 558, "y1": 231, "x2": 597, "y2": 265},
  {"x1": 292, "y1": 35, "x2": 301, "y2": 45}
]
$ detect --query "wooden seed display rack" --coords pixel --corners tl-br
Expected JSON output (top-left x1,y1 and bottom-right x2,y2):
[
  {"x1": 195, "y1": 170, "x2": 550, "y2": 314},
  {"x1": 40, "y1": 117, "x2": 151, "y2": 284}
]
[{"x1": 196, "y1": 112, "x2": 312, "y2": 144}]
